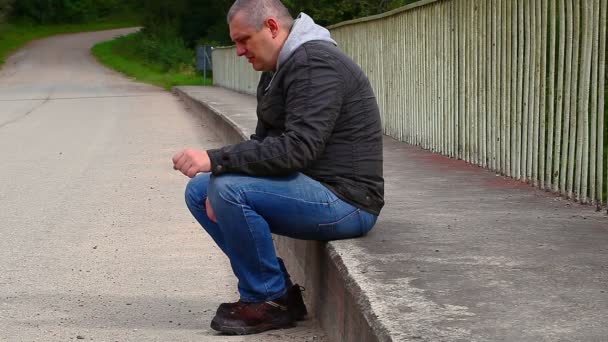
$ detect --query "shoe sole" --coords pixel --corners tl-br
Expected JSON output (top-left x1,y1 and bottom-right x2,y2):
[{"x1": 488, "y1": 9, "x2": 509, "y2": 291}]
[
  {"x1": 210, "y1": 316, "x2": 295, "y2": 335},
  {"x1": 218, "y1": 304, "x2": 307, "y2": 321}
]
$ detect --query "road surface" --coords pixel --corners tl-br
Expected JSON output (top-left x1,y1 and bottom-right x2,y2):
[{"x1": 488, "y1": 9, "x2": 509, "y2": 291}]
[{"x1": 0, "y1": 28, "x2": 325, "y2": 342}]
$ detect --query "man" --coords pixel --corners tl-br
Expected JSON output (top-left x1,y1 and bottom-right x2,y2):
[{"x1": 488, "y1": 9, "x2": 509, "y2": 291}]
[{"x1": 172, "y1": 0, "x2": 384, "y2": 335}]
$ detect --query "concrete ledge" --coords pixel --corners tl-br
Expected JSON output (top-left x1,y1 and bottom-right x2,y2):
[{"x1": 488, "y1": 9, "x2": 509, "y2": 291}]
[{"x1": 174, "y1": 85, "x2": 608, "y2": 342}]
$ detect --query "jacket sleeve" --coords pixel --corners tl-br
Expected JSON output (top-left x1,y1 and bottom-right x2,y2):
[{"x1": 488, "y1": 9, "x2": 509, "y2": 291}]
[{"x1": 206, "y1": 53, "x2": 344, "y2": 176}]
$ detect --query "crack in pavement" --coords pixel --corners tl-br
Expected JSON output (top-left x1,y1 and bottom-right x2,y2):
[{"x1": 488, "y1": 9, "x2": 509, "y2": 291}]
[{"x1": 0, "y1": 97, "x2": 50, "y2": 129}]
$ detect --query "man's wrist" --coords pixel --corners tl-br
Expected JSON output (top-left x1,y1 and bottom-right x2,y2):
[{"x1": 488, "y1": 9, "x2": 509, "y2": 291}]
[{"x1": 206, "y1": 149, "x2": 225, "y2": 174}]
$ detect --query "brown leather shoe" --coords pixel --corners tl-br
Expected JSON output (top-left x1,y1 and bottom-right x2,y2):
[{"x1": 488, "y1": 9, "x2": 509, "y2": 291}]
[
  {"x1": 287, "y1": 284, "x2": 308, "y2": 320},
  {"x1": 211, "y1": 294, "x2": 294, "y2": 335},
  {"x1": 217, "y1": 284, "x2": 308, "y2": 321}
]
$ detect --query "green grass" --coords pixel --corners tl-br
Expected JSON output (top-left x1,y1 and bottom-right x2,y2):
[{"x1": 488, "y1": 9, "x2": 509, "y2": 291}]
[
  {"x1": 91, "y1": 33, "x2": 210, "y2": 90},
  {"x1": 0, "y1": 15, "x2": 141, "y2": 67}
]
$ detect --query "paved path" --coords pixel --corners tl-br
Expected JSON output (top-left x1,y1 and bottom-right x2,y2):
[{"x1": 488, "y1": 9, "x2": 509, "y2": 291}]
[{"x1": 0, "y1": 29, "x2": 325, "y2": 342}]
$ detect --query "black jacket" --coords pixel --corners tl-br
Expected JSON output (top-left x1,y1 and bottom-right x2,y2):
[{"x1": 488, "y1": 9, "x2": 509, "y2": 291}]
[{"x1": 207, "y1": 40, "x2": 384, "y2": 215}]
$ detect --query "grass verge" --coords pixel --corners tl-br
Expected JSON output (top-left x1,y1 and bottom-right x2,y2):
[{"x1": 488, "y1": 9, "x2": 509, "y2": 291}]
[
  {"x1": 91, "y1": 32, "x2": 210, "y2": 90},
  {"x1": 0, "y1": 17, "x2": 140, "y2": 67}
]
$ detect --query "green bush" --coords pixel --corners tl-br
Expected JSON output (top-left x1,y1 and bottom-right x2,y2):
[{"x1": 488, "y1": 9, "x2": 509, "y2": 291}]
[
  {"x1": 0, "y1": 0, "x2": 14, "y2": 22},
  {"x1": 111, "y1": 30, "x2": 194, "y2": 73},
  {"x1": 92, "y1": 32, "x2": 207, "y2": 90},
  {"x1": 139, "y1": 30, "x2": 193, "y2": 71}
]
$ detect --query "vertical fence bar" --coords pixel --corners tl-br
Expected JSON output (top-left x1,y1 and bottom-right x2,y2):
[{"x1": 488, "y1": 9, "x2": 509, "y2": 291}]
[
  {"x1": 546, "y1": 0, "x2": 557, "y2": 190},
  {"x1": 522, "y1": 0, "x2": 532, "y2": 182},
  {"x1": 425, "y1": 9, "x2": 431, "y2": 150},
  {"x1": 409, "y1": 12, "x2": 414, "y2": 144},
  {"x1": 415, "y1": 10, "x2": 421, "y2": 147},
  {"x1": 504, "y1": 0, "x2": 512, "y2": 176},
  {"x1": 533, "y1": 0, "x2": 543, "y2": 187},
  {"x1": 577, "y1": 0, "x2": 593, "y2": 203},
  {"x1": 459, "y1": 0, "x2": 463, "y2": 157},
  {"x1": 489, "y1": 0, "x2": 495, "y2": 170},
  {"x1": 509, "y1": 0, "x2": 517, "y2": 178},
  {"x1": 446, "y1": 3, "x2": 453, "y2": 156},
  {"x1": 599, "y1": 0, "x2": 607, "y2": 209},
  {"x1": 402, "y1": 15, "x2": 408, "y2": 143},
  {"x1": 481, "y1": 1, "x2": 492, "y2": 168},
  {"x1": 465, "y1": 0, "x2": 471, "y2": 162},
  {"x1": 460, "y1": 0, "x2": 467, "y2": 160},
  {"x1": 554, "y1": 0, "x2": 567, "y2": 193},
  {"x1": 493, "y1": 0, "x2": 500, "y2": 172},
  {"x1": 473, "y1": 0, "x2": 479, "y2": 165},
  {"x1": 516, "y1": 0, "x2": 524, "y2": 180},
  {"x1": 539, "y1": 0, "x2": 548, "y2": 189},
  {"x1": 529, "y1": 0, "x2": 537, "y2": 183},
  {"x1": 590, "y1": 0, "x2": 600, "y2": 204},
  {"x1": 444, "y1": 3, "x2": 450, "y2": 156},
  {"x1": 416, "y1": 11, "x2": 425, "y2": 146},
  {"x1": 452, "y1": 0, "x2": 459, "y2": 158},
  {"x1": 561, "y1": 0, "x2": 574, "y2": 195},
  {"x1": 527, "y1": 0, "x2": 540, "y2": 184},
  {"x1": 434, "y1": 4, "x2": 440, "y2": 153},
  {"x1": 567, "y1": 0, "x2": 581, "y2": 199}
]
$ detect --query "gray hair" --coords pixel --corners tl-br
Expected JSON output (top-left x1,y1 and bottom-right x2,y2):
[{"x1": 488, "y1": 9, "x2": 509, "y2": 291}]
[{"x1": 227, "y1": 0, "x2": 294, "y2": 31}]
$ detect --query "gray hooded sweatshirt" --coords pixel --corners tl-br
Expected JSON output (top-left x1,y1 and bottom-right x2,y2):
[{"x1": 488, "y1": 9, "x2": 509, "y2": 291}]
[
  {"x1": 264, "y1": 13, "x2": 337, "y2": 90},
  {"x1": 277, "y1": 13, "x2": 337, "y2": 70}
]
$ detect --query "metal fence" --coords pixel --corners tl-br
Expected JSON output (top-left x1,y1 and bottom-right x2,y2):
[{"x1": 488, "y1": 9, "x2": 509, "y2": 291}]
[
  {"x1": 212, "y1": 46, "x2": 261, "y2": 94},
  {"x1": 196, "y1": 45, "x2": 213, "y2": 81},
  {"x1": 212, "y1": 0, "x2": 608, "y2": 210}
]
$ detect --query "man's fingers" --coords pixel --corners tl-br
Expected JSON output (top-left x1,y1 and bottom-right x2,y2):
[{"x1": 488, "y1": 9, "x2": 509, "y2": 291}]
[
  {"x1": 186, "y1": 165, "x2": 199, "y2": 178},
  {"x1": 172, "y1": 151, "x2": 184, "y2": 167},
  {"x1": 173, "y1": 149, "x2": 210, "y2": 176},
  {"x1": 180, "y1": 161, "x2": 193, "y2": 175},
  {"x1": 174, "y1": 153, "x2": 189, "y2": 172}
]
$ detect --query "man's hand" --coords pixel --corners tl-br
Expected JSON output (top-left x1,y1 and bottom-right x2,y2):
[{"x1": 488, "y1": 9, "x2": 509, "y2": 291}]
[{"x1": 172, "y1": 148, "x2": 211, "y2": 178}]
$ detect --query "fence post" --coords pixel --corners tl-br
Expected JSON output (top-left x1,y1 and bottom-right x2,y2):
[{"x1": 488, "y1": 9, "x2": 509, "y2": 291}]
[{"x1": 196, "y1": 45, "x2": 213, "y2": 85}]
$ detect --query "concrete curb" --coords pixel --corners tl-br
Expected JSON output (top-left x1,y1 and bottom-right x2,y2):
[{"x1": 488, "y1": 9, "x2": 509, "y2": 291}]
[{"x1": 174, "y1": 86, "x2": 391, "y2": 342}]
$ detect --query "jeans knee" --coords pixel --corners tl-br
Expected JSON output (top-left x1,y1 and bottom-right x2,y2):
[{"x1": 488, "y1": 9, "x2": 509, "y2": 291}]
[
  {"x1": 185, "y1": 173, "x2": 211, "y2": 209},
  {"x1": 208, "y1": 174, "x2": 245, "y2": 205}
]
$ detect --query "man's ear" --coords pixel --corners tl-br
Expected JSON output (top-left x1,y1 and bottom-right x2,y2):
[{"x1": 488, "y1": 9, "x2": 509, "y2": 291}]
[{"x1": 266, "y1": 18, "x2": 280, "y2": 38}]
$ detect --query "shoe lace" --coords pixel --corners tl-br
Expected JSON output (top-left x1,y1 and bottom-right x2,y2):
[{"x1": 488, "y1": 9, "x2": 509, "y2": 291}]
[{"x1": 265, "y1": 300, "x2": 288, "y2": 311}]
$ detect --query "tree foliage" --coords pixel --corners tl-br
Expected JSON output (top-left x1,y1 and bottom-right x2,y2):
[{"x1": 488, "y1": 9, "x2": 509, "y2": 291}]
[
  {"x1": 142, "y1": 0, "x2": 232, "y2": 46},
  {"x1": 141, "y1": 0, "x2": 422, "y2": 46},
  {"x1": 284, "y1": 0, "x2": 421, "y2": 27},
  {"x1": 0, "y1": 0, "x2": 14, "y2": 23},
  {"x1": 9, "y1": 0, "x2": 141, "y2": 24}
]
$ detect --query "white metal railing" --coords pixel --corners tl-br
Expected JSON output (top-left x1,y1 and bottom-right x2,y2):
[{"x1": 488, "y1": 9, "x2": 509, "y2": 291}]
[
  {"x1": 212, "y1": 46, "x2": 261, "y2": 94},
  {"x1": 212, "y1": 0, "x2": 608, "y2": 210}
]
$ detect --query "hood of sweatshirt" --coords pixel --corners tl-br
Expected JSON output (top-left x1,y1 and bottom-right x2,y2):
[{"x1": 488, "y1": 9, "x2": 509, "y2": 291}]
[{"x1": 276, "y1": 12, "x2": 337, "y2": 70}]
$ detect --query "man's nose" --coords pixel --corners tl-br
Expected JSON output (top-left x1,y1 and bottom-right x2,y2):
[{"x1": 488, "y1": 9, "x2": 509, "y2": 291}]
[{"x1": 236, "y1": 45, "x2": 247, "y2": 56}]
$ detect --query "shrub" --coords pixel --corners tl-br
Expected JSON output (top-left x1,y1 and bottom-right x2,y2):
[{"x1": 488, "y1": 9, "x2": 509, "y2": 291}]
[
  {"x1": 113, "y1": 30, "x2": 194, "y2": 73},
  {"x1": 0, "y1": 0, "x2": 14, "y2": 23}
]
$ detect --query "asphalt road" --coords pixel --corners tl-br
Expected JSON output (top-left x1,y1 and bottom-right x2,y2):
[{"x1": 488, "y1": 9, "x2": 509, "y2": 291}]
[{"x1": 0, "y1": 28, "x2": 325, "y2": 342}]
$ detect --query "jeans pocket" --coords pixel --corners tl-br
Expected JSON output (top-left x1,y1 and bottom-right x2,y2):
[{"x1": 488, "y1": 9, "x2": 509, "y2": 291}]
[{"x1": 317, "y1": 209, "x2": 363, "y2": 241}]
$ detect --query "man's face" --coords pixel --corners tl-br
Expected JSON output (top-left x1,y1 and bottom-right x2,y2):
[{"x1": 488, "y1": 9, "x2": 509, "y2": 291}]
[{"x1": 229, "y1": 12, "x2": 280, "y2": 72}]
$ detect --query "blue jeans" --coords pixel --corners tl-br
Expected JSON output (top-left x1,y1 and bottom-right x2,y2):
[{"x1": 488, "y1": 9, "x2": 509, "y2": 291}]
[{"x1": 184, "y1": 172, "x2": 378, "y2": 302}]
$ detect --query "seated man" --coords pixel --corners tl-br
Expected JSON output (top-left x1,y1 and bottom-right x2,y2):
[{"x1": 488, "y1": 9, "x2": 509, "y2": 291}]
[{"x1": 172, "y1": 0, "x2": 384, "y2": 335}]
